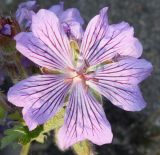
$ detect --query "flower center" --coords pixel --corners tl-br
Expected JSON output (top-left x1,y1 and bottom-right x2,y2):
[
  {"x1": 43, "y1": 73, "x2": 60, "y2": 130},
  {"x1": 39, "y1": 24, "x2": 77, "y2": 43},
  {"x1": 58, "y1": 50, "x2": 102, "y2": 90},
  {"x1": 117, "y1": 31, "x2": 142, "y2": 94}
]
[
  {"x1": 66, "y1": 68, "x2": 86, "y2": 82},
  {"x1": 64, "y1": 67, "x2": 89, "y2": 91}
]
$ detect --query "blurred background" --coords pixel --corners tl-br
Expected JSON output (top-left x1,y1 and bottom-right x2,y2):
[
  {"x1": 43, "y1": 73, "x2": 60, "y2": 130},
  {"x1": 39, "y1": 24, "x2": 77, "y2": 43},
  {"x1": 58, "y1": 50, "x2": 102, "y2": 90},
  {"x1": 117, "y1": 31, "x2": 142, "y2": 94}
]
[{"x1": 0, "y1": 0, "x2": 160, "y2": 155}]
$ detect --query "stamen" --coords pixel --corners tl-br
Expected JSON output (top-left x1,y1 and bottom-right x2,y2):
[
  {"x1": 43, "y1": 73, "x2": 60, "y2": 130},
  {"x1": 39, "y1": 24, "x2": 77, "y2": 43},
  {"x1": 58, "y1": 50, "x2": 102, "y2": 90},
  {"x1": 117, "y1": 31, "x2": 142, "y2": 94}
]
[{"x1": 40, "y1": 67, "x2": 62, "y2": 74}]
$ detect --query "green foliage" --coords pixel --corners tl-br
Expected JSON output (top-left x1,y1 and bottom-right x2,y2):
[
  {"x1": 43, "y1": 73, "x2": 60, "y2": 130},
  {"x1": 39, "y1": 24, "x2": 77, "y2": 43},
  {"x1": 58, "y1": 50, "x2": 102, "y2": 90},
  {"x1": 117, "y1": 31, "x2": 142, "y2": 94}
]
[
  {"x1": 0, "y1": 37, "x2": 16, "y2": 53},
  {"x1": 43, "y1": 107, "x2": 65, "y2": 133},
  {"x1": 0, "y1": 106, "x2": 6, "y2": 126},
  {"x1": 89, "y1": 87, "x2": 103, "y2": 105},
  {"x1": 72, "y1": 140, "x2": 94, "y2": 155},
  {"x1": 1, "y1": 125, "x2": 24, "y2": 149},
  {"x1": 8, "y1": 111, "x2": 24, "y2": 122},
  {"x1": 0, "y1": 107, "x2": 65, "y2": 150},
  {"x1": 0, "y1": 106, "x2": 5, "y2": 119},
  {"x1": 0, "y1": 104, "x2": 93, "y2": 155},
  {"x1": 0, "y1": 124, "x2": 44, "y2": 149}
]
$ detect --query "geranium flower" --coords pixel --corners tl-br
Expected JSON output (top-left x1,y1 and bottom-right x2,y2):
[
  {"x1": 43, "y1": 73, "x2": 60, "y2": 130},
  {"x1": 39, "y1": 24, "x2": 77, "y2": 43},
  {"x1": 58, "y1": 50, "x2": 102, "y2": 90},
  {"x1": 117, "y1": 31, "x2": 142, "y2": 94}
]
[
  {"x1": 0, "y1": 24, "x2": 11, "y2": 36},
  {"x1": 0, "y1": 17, "x2": 19, "y2": 37},
  {"x1": 49, "y1": 2, "x2": 84, "y2": 41},
  {"x1": 7, "y1": 8, "x2": 152, "y2": 149},
  {"x1": 15, "y1": 1, "x2": 84, "y2": 41},
  {"x1": 16, "y1": 0, "x2": 37, "y2": 29}
]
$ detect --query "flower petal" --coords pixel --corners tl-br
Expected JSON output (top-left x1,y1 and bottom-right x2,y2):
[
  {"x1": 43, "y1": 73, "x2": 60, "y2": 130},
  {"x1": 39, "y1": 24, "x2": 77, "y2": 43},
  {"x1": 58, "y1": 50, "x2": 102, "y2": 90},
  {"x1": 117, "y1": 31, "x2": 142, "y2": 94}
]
[
  {"x1": 80, "y1": 7, "x2": 142, "y2": 66},
  {"x1": 7, "y1": 75, "x2": 71, "y2": 130},
  {"x1": 80, "y1": 7, "x2": 108, "y2": 65},
  {"x1": 16, "y1": 1, "x2": 37, "y2": 29},
  {"x1": 15, "y1": 32, "x2": 68, "y2": 70},
  {"x1": 31, "y1": 9, "x2": 73, "y2": 68},
  {"x1": 49, "y1": 2, "x2": 64, "y2": 16},
  {"x1": 58, "y1": 82, "x2": 112, "y2": 150},
  {"x1": 107, "y1": 22, "x2": 142, "y2": 58},
  {"x1": 18, "y1": 1, "x2": 37, "y2": 9},
  {"x1": 16, "y1": 8, "x2": 35, "y2": 29},
  {"x1": 89, "y1": 22, "x2": 143, "y2": 65},
  {"x1": 62, "y1": 21, "x2": 84, "y2": 41},
  {"x1": 49, "y1": 3, "x2": 84, "y2": 40},
  {"x1": 87, "y1": 58, "x2": 152, "y2": 111},
  {"x1": 60, "y1": 8, "x2": 84, "y2": 25}
]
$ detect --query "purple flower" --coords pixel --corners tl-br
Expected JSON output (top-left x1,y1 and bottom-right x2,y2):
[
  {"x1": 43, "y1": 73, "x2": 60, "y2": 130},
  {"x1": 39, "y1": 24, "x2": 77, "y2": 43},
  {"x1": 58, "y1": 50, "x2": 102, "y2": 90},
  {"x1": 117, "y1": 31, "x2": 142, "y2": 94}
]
[
  {"x1": 49, "y1": 2, "x2": 84, "y2": 41},
  {"x1": 0, "y1": 24, "x2": 11, "y2": 36},
  {"x1": 16, "y1": 1, "x2": 37, "y2": 30},
  {"x1": 7, "y1": 8, "x2": 152, "y2": 149}
]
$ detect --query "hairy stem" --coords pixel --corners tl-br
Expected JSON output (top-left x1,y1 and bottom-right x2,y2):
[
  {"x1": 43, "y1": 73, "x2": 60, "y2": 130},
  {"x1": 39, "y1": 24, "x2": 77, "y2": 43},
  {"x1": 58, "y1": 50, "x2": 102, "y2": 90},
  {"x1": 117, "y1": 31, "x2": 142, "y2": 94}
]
[{"x1": 20, "y1": 143, "x2": 31, "y2": 155}]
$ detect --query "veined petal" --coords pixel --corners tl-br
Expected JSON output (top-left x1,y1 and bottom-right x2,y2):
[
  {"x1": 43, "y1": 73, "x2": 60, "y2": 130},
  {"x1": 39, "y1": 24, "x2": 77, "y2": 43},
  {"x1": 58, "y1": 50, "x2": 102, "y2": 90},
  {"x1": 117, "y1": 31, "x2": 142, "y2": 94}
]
[
  {"x1": 87, "y1": 58, "x2": 153, "y2": 111},
  {"x1": 58, "y1": 82, "x2": 112, "y2": 150},
  {"x1": 107, "y1": 22, "x2": 142, "y2": 58},
  {"x1": 31, "y1": 9, "x2": 73, "y2": 68},
  {"x1": 69, "y1": 22, "x2": 84, "y2": 40},
  {"x1": 62, "y1": 21, "x2": 84, "y2": 41},
  {"x1": 49, "y1": 4, "x2": 84, "y2": 40},
  {"x1": 80, "y1": 8, "x2": 143, "y2": 67},
  {"x1": 89, "y1": 22, "x2": 143, "y2": 65},
  {"x1": 15, "y1": 32, "x2": 67, "y2": 70},
  {"x1": 80, "y1": 7, "x2": 108, "y2": 64},
  {"x1": 7, "y1": 75, "x2": 71, "y2": 130}
]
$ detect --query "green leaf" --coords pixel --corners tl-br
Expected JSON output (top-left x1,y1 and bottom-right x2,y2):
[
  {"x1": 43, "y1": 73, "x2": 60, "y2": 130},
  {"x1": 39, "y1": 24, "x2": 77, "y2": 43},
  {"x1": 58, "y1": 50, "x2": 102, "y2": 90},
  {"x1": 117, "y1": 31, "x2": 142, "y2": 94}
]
[
  {"x1": 89, "y1": 87, "x2": 103, "y2": 105},
  {"x1": 19, "y1": 126, "x2": 43, "y2": 145},
  {"x1": 1, "y1": 134, "x2": 19, "y2": 149},
  {"x1": 0, "y1": 106, "x2": 5, "y2": 119},
  {"x1": 8, "y1": 111, "x2": 23, "y2": 122},
  {"x1": 0, "y1": 124, "x2": 43, "y2": 149},
  {"x1": 72, "y1": 140, "x2": 94, "y2": 155},
  {"x1": 4, "y1": 126, "x2": 26, "y2": 136},
  {"x1": 43, "y1": 107, "x2": 65, "y2": 133},
  {"x1": 34, "y1": 133, "x2": 46, "y2": 143},
  {"x1": 0, "y1": 107, "x2": 65, "y2": 150},
  {"x1": 0, "y1": 126, "x2": 23, "y2": 149}
]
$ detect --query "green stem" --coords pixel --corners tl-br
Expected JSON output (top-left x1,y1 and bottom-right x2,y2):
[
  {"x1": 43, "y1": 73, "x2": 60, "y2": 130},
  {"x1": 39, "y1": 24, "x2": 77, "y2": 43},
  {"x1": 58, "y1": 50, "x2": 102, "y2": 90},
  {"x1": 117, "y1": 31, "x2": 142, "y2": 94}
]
[{"x1": 20, "y1": 143, "x2": 31, "y2": 155}]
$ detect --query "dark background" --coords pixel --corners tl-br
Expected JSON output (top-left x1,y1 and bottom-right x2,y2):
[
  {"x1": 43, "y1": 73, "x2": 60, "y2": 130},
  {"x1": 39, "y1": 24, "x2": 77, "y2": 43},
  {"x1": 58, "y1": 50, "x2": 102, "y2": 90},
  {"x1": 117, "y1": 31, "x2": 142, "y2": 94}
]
[{"x1": 0, "y1": 0, "x2": 160, "y2": 155}]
